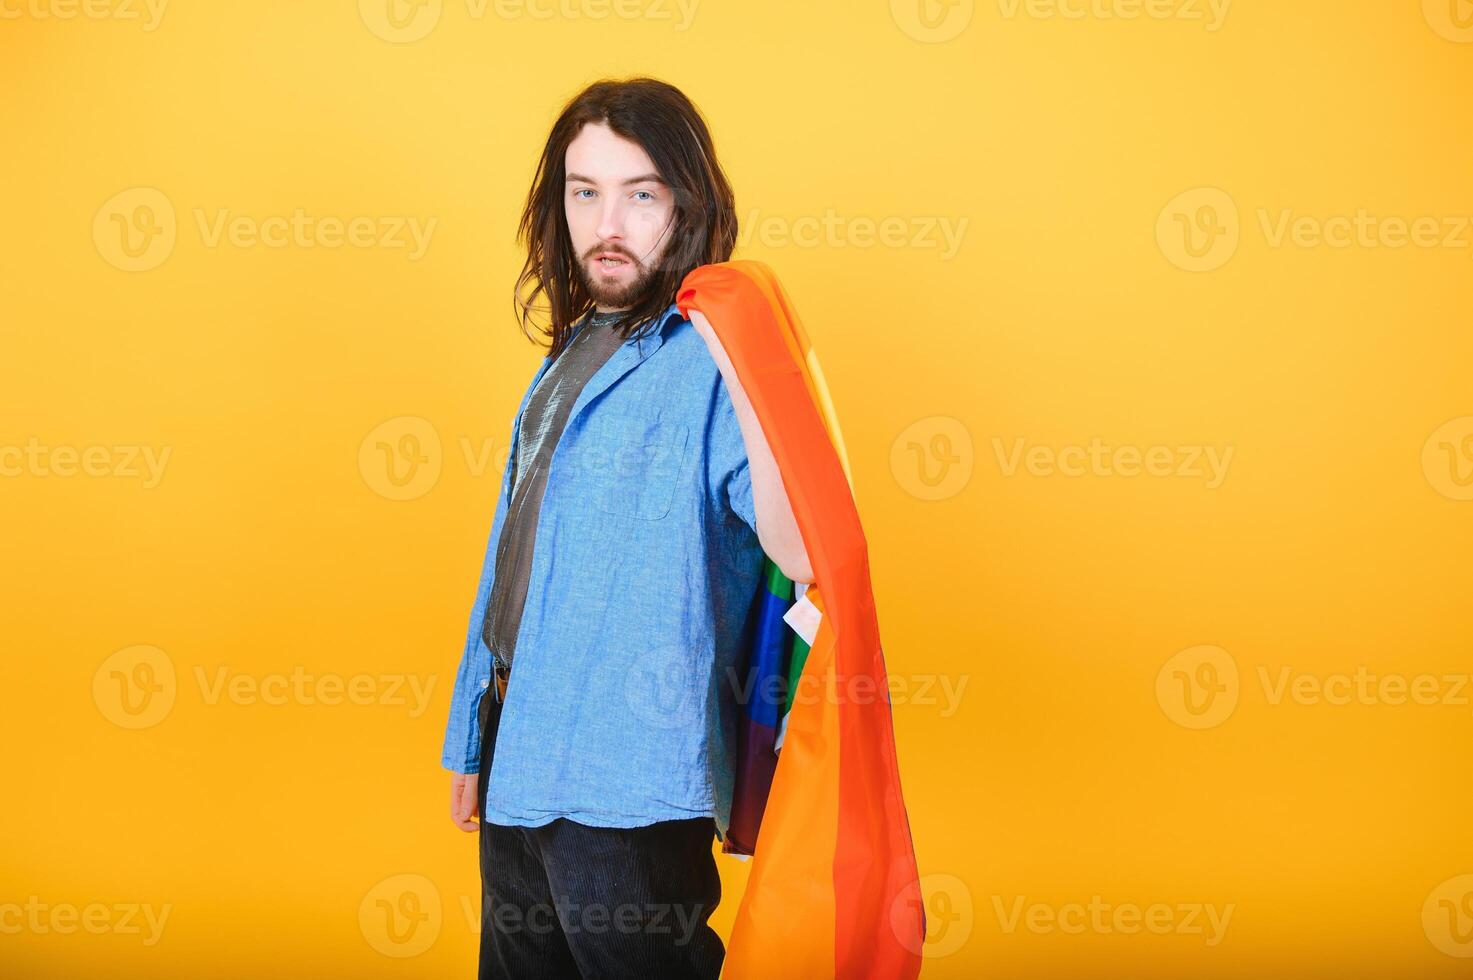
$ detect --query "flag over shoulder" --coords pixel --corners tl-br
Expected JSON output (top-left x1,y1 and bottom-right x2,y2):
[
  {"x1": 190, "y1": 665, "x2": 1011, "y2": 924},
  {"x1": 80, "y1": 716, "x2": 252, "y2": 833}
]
[{"x1": 677, "y1": 261, "x2": 926, "y2": 980}]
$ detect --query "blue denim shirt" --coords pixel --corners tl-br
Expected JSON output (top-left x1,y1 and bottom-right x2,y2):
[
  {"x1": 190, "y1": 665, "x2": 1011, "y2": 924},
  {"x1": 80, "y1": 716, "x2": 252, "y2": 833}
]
[{"x1": 441, "y1": 302, "x2": 765, "y2": 840}]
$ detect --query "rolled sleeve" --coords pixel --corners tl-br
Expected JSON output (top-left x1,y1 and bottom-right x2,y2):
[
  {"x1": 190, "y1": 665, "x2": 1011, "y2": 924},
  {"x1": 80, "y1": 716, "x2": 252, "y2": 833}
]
[{"x1": 441, "y1": 645, "x2": 489, "y2": 774}]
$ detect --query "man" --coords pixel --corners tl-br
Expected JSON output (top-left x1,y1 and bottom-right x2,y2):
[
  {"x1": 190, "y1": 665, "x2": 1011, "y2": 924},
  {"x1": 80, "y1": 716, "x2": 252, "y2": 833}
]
[{"x1": 441, "y1": 77, "x2": 813, "y2": 979}]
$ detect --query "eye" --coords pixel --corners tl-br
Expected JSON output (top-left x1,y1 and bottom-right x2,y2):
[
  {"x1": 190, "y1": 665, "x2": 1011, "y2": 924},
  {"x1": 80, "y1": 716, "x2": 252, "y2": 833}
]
[
  {"x1": 632, "y1": 190, "x2": 656, "y2": 203},
  {"x1": 572, "y1": 188, "x2": 595, "y2": 200}
]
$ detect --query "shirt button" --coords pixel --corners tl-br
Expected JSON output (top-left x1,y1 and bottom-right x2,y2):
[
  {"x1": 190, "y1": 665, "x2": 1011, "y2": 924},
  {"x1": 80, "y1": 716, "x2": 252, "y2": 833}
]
[{"x1": 480, "y1": 678, "x2": 489, "y2": 689}]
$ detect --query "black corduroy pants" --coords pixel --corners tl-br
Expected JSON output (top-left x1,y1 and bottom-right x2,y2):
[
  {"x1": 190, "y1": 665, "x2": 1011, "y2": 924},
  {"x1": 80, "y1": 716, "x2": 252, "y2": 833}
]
[{"x1": 476, "y1": 692, "x2": 725, "y2": 979}]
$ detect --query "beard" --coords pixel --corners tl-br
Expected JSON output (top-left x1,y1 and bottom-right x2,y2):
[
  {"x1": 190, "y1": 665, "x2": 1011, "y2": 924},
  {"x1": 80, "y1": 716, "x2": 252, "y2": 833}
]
[{"x1": 576, "y1": 243, "x2": 661, "y2": 310}]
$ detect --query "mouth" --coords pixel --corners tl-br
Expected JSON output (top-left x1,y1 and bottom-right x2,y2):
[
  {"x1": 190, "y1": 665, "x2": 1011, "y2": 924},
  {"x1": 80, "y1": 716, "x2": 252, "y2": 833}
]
[{"x1": 592, "y1": 252, "x2": 632, "y2": 272}]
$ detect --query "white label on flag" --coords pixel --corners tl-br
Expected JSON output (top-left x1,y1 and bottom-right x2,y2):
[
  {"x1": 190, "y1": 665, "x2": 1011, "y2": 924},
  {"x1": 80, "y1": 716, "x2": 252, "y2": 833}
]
[{"x1": 783, "y1": 592, "x2": 822, "y2": 647}]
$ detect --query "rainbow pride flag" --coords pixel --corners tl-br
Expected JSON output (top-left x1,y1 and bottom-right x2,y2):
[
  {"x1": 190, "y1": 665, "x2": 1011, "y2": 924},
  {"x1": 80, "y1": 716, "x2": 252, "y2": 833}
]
[
  {"x1": 677, "y1": 261, "x2": 925, "y2": 979},
  {"x1": 721, "y1": 557, "x2": 815, "y2": 857}
]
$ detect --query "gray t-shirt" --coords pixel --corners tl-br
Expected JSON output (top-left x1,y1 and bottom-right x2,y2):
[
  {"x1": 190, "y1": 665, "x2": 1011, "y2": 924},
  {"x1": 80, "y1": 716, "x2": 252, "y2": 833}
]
[{"x1": 480, "y1": 309, "x2": 627, "y2": 669}]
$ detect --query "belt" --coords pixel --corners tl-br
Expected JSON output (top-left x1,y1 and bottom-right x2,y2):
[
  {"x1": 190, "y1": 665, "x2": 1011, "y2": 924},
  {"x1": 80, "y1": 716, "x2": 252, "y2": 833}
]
[{"x1": 492, "y1": 662, "x2": 510, "y2": 704}]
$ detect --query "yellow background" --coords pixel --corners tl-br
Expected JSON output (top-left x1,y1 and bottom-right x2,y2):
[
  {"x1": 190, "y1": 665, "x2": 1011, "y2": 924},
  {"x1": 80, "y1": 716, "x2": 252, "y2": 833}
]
[{"x1": 2, "y1": 0, "x2": 1471, "y2": 976}]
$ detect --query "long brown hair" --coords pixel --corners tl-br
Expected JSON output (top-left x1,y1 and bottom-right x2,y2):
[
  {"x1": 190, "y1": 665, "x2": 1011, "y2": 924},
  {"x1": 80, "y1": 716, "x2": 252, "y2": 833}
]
[{"x1": 514, "y1": 77, "x2": 738, "y2": 359}]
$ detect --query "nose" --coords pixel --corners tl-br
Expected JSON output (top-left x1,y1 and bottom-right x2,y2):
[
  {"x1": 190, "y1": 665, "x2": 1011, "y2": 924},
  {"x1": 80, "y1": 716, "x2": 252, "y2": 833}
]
[{"x1": 595, "y1": 199, "x2": 626, "y2": 247}]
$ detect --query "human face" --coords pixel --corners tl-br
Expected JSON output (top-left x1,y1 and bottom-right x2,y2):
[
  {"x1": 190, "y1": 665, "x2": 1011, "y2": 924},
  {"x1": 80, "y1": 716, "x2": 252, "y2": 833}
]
[{"x1": 563, "y1": 121, "x2": 677, "y2": 312}]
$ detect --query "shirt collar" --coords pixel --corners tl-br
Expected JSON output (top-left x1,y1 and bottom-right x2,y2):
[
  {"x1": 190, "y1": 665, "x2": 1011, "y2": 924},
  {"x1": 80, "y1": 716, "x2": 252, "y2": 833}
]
[
  {"x1": 613, "y1": 301, "x2": 684, "y2": 352},
  {"x1": 586, "y1": 302, "x2": 683, "y2": 334},
  {"x1": 655, "y1": 301, "x2": 685, "y2": 335}
]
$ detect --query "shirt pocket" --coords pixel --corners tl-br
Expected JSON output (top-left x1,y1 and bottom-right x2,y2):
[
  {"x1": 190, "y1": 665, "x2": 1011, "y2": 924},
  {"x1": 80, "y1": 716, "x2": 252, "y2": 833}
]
[{"x1": 578, "y1": 413, "x2": 690, "y2": 521}]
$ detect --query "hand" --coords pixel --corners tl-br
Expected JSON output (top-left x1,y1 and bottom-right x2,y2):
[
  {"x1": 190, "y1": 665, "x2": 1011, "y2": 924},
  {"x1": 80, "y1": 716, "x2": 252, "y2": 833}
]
[{"x1": 450, "y1": 772, "x2": 480, "y2": 832}]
